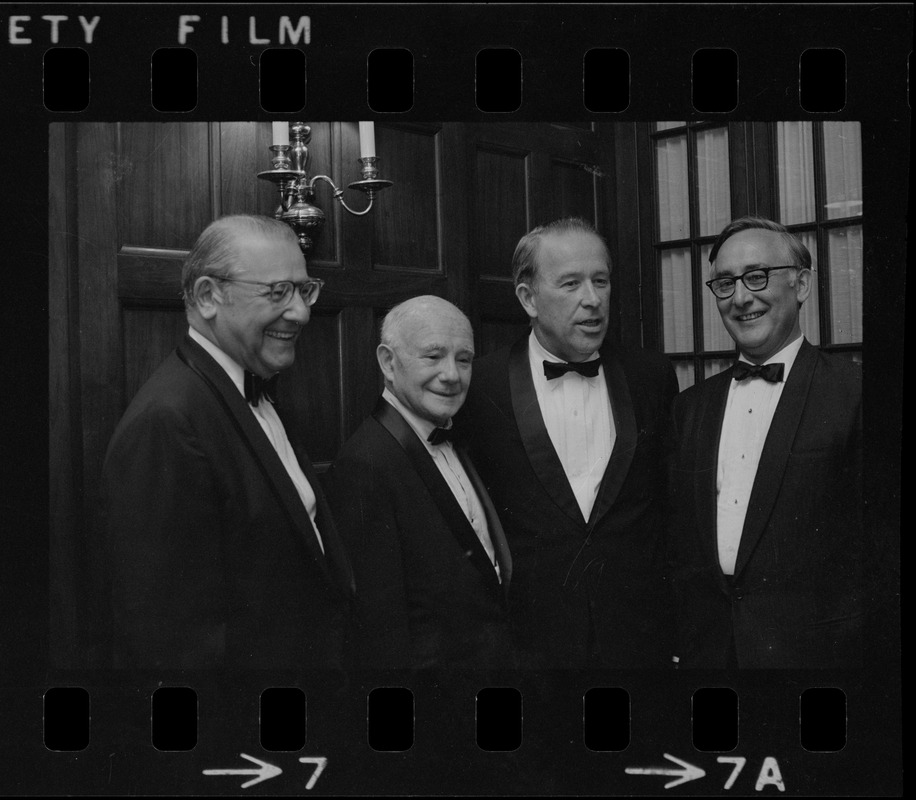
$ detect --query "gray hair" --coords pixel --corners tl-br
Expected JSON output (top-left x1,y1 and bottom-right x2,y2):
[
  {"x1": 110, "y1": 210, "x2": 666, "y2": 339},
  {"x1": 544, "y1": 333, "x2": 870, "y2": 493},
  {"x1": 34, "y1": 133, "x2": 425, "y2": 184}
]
[
  {"x1": 181, "y1": 215, "x2": 299, "y2": 308},
  {"x1": 708, "y1": 216, "x2": 812, "y2": 273},
  {"x1": 511, "y1": 217, "x2": 610, "y2": 288},
  {"x1": 379, "y1": 295, "x2": 471, "y2": 351}
]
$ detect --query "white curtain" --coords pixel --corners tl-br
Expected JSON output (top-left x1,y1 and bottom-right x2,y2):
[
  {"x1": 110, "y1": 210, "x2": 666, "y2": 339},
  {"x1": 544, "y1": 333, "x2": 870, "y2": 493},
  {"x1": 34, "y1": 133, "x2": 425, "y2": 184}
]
[
  {"x1": 660, "y1": 247, "x2": 694, "y2": 353},
  {"x1": 704, "y1": 357, "x2": 734, "y2": 379},
  {"x1": 828, "y1": 225, "x2": 863, "y2": 343},
  {"x1": 797, "y1": 231, "x2": 821, "y2": 345},
  {"x1": 696, "y1": 127, "x2": 731, "y2": 237},
  {"x1": 823, "y1": 122, "x2": 863, "y2": 220},
  {"x1": 673, "y1": 360, "x2": 695, "y2": 392},
  {"x1": 656, "y1": 121, "x2": 685, "y2": 132},
  {"x1": 777, "y1": 122, "x2": 816, "y2": 224},
  {"x1": 700, "y1": 243, "x2": 735, "y2": 352},
  {"x1": 656, "y1": 135, "x2": 689, "y2": 241}
]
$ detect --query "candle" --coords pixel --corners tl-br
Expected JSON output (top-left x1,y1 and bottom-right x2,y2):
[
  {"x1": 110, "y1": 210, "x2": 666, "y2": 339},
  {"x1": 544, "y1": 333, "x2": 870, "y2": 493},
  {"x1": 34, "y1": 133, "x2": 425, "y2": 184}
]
[
  {"x1": 358, "y1": 121, "x2": 376, "y2": 159},
  {"x1": 271, "y1": 122, "x2": 289, "y2": 147}
]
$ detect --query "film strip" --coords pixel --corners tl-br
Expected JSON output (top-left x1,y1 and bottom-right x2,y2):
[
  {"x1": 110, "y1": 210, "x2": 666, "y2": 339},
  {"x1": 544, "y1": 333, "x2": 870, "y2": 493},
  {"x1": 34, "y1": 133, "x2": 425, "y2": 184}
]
[{"x1": 1, "y1": 2, "x2": 907, "y2": 795}]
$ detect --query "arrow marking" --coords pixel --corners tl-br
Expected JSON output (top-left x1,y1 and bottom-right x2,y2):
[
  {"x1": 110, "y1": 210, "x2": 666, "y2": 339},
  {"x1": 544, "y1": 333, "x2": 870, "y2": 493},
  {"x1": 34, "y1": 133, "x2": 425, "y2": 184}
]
[
  {"x1": 203, "y1": 753, "x2": 283, "y2": 788},
  {"x1": 298, "y1": 756, "x2": 328, "y2": 790},
  {"x1": 626, "y1": 752, "x2": 706, "y2": 789}
]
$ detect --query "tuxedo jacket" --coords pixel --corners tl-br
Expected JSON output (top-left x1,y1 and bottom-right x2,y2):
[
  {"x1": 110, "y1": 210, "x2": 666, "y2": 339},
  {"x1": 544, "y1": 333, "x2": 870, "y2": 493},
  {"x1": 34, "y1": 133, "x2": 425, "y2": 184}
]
[
  {"x1": 323, "y1": 398, "x2": 515, "y2": 670},
  {"x1": 457, "y1": 335, "x2": 679, "y2": 669},
  {"x1": 100, "y1": 335, "x2": 355, "y2": 670},
  {"x1": 668, "y1": 340, "x2": 863, "y2": 668}
]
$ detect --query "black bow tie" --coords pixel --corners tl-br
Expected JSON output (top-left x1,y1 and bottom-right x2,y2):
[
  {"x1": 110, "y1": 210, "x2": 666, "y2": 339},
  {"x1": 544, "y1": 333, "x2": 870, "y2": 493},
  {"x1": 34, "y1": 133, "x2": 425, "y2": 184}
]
[
  {"x1": 543, "y1": 359, "x2": 601, "y2": 380},
  {"x1": 244, "y1": 371, "x2": 280, "y2": 406},
  {"x1": 427, "y1": 426, "x2": 456, "y2": 446},
  {"x1": 732, "y1": 361, "x2": 785, "y2": 383}
]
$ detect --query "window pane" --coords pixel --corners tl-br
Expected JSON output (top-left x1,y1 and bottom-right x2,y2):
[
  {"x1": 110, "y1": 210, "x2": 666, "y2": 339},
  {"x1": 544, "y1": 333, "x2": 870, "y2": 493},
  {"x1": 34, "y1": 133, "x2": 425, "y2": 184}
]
[
  {"x1": 656, "y1": 135, "x2": 689, "y2": 240},
  {"x1": 777, "y1": 122, "x2": 816, "y2": 225},
  {"x1": 797, "y1": 231, "x2": 821, "y2": 345},
  {"x1": 660, "y1": 247, "x2": 693, "y2": 352},
  {"x1": 705, "y1": 358, "x2": 733, "y2": 379},
  {"x1": 822, "y1": 121, "x2": 863, "y2": 220},
  {"x1": 828, "y1": 225, "x2": 863, "y2": 344},
  {"x1": 700, "y1": 243, "x2": 734, "y2": 352},
  {"x1": 656, "y1": 121, "x2": 685, "y2": 131},
  {"x1": 696, "y1": 127, "x2": 731, "y2": 237},
  {"x1": 673, "y1": 360, "x2": 695, "y2": 391}
]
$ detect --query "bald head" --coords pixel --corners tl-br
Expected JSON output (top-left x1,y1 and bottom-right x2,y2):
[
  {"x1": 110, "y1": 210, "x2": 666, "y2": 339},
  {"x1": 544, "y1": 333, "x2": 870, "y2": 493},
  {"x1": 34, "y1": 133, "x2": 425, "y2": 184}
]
[{"x1": 377, "y1": 296, "x2": 475, "y2": 426}]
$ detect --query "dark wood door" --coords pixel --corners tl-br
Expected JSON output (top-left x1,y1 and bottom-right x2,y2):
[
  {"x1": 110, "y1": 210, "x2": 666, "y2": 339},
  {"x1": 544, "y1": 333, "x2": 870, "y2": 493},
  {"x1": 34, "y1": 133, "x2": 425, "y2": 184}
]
[{"x1": 459, "y1": 122, "x2": 618, "y2": 353}]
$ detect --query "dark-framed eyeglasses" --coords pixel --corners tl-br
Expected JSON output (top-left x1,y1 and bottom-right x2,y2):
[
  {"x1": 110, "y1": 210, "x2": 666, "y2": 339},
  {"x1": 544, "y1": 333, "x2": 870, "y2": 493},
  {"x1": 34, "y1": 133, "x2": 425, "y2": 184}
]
[
  {"x1": 705, "y1": 266, "x2": 797, "y2": 299},
  {"x1": 214, "y1": 276, "x2": 325, "y2": 306}
]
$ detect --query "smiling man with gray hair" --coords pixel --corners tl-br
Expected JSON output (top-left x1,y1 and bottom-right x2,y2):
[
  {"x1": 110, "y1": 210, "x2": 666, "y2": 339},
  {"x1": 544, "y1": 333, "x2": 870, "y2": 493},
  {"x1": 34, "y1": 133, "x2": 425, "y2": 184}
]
[
  {"x1": 101, "y1": 214, "x2": 354, "y2": 669},
  {"x1": 325, "y1": 295, "x2": 513, "y2": 669},
  {"x1": 667, "y1": 215, "x2": 863, "y2": 668}
]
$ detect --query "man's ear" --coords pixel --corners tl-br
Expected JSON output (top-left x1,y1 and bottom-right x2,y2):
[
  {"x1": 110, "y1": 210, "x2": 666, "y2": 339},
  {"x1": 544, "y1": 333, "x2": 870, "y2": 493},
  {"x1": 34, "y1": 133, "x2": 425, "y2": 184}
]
[
  {"x1": 192, "y1": 276, "x2": 224, "y2": 320},
  {"x1": 794, "y1": 267, "x2": 813, "y2": 306},
  {"x1": 515, "y1": 282, "x2": 538, "y2": 320},
  {"x1": 376, "y1": 343, "x2": 396, "y2": 384}
]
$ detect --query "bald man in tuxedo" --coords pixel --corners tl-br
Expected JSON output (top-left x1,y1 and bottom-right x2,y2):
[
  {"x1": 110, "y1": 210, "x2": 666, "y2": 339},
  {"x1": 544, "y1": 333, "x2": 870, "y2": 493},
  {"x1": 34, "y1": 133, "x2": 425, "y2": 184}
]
[{"x1": 325, "y1": 296, "x2": 513, "y2": 669}]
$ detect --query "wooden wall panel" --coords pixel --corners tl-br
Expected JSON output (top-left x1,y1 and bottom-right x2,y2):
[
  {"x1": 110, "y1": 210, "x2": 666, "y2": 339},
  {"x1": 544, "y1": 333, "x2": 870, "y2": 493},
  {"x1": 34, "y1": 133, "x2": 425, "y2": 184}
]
[
  {"x1": 117, "y1": 123, "x2": 212, "y2": 249},
  {"x1": 281, "y1": 310, "x2": 344, "y2": 464},
  {"x1": 121, "y1": 308, "x2": 190, "y2": 403},
  {"x1": 476, "y1": 145, "x2": 530, "y2": 280},
  {"x1": 551, "y1": 158, "x2": 597, "y2": 223},
  {"x1": 373, "y1": 124, "x2": 442, "y2": 270},
  {"x1": 49, "y1": 123, "x2": 80, "y2": 667},
  {"x1": 478, "y1": 320, "x2": 530, "y2": 357},
  {"x1": 76, "y1": 123, "x2": 123, "y2": 509},
  {"x1": 117, "y1": 248, "x2": 185, "y2": 304},
  {"x1": 217, "y1": 121, "x2": 275, "y2": 217}
]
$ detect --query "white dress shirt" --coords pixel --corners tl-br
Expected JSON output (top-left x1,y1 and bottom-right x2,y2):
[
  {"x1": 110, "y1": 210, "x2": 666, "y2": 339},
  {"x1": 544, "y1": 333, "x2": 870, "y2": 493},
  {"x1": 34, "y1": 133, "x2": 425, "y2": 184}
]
[
  {"x1": 528, "y1": 331, "x2": 615, "y2": 521},
  {"x1": 188, "y1": 327, "x2": 324, "y2": 553},
  {"x1": 715, "y1": 335, "x2": 805, "y2": 574},
  {"x1": 382, "y1": 388, "x2": 500, "y2": 580}
]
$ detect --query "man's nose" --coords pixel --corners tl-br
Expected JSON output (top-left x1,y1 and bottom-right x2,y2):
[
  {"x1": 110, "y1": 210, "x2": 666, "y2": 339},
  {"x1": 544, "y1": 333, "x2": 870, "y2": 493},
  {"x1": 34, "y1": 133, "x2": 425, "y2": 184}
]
[
  {"x1": 580, "y1": 280, "x2": 602, "y2": 307},
  {"x1": 439, "y1": 356, "x2": 460, "y2": 382},
  {"x1": 284, "y1": 288, "x2": 312, "y2": 324},
  {"x1": 731, "y1": 279, "x2": 753, "y2": 306}
]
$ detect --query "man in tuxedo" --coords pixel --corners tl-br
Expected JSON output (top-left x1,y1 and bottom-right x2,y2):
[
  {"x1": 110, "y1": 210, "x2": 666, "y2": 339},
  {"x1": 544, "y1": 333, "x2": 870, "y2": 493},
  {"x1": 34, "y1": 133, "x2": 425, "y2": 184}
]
[
  {"x1": 324, "y1": 296, "x2": 513, "y2": 669},
  {"x1": 101, "y1": 215, "x2": 354, "y2": 669},
  {"x1": 458, "y1": 218, "x2": 679, "y2": 669},
  {"x1": 668, "y1": 216, "x2": 863, "y2": 668}
]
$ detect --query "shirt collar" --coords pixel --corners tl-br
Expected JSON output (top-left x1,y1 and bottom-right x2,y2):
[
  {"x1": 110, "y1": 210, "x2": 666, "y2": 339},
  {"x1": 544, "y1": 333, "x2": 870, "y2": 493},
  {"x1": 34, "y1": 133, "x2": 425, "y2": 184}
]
[
  {"x1": 528, "y1": 329, "x2": 601, "y2": 364},
  {"x1": 739, "y1": 334, "x2": 804, "y2": 382},
  {"x1": 528, "y1": 329, "x2": 602, "y2": 390},
  {"x1": 381, "y1": 387, "x2": 450, "y2": 448},
  {"x1": 188, "y1": 326, "x2": 246, "y2": 398}
]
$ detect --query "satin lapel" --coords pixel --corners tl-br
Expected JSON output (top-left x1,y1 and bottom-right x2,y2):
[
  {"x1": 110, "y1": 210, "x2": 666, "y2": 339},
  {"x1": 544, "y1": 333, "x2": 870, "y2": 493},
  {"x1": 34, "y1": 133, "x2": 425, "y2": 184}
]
[
  {"x1": 507, "y1": 337, "x2": 584, "y2": 525},
  {"x1": 458, "y1": 444, "x2": 512, "y2": 592},
  {"x1": 695, "y1": 370, "x2": 731, "y2": 590},
  {"x1": 372, "y1": 399, "x2": 503, "y2": 591},
  {"x1": 734, "y1": 341, "x2": 817, "y2": 577},
  {"x1": 279, "y1": 410, "x2": 356, "y2": 598},
  {"x1": 176, "y1": 336, "x2": 338, "y2": 589},
  {"x1": 586, "y1": 344, "x2": 637, "y2": 530}
]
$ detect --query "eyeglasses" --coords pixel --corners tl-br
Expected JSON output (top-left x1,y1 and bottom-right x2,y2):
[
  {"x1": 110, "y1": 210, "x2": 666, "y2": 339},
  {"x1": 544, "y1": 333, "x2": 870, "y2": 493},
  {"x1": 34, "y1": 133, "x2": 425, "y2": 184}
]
[
  {"x1": 215, "y1": 276, "x2": 325, "y2": 306},
  {"x1": 705, "y1": 266, "x2": 797, "y2": 299}
]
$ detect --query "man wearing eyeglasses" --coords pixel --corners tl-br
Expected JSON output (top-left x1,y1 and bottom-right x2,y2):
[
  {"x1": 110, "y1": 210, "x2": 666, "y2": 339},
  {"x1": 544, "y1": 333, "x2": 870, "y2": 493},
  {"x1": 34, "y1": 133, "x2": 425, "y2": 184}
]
[
  {"x1": 668, "y1": 216, "x2": 863, "y2": 669},
  {"x1": 100, "y1": 214, "x2": 355, "y2": 669}
]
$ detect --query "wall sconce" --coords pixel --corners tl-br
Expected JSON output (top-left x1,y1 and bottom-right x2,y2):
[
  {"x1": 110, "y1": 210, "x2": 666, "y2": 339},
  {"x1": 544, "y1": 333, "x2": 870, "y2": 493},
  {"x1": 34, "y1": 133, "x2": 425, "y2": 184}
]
[{"x1": 258, "y1": 121, "x2": 393, "y2": 256}]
